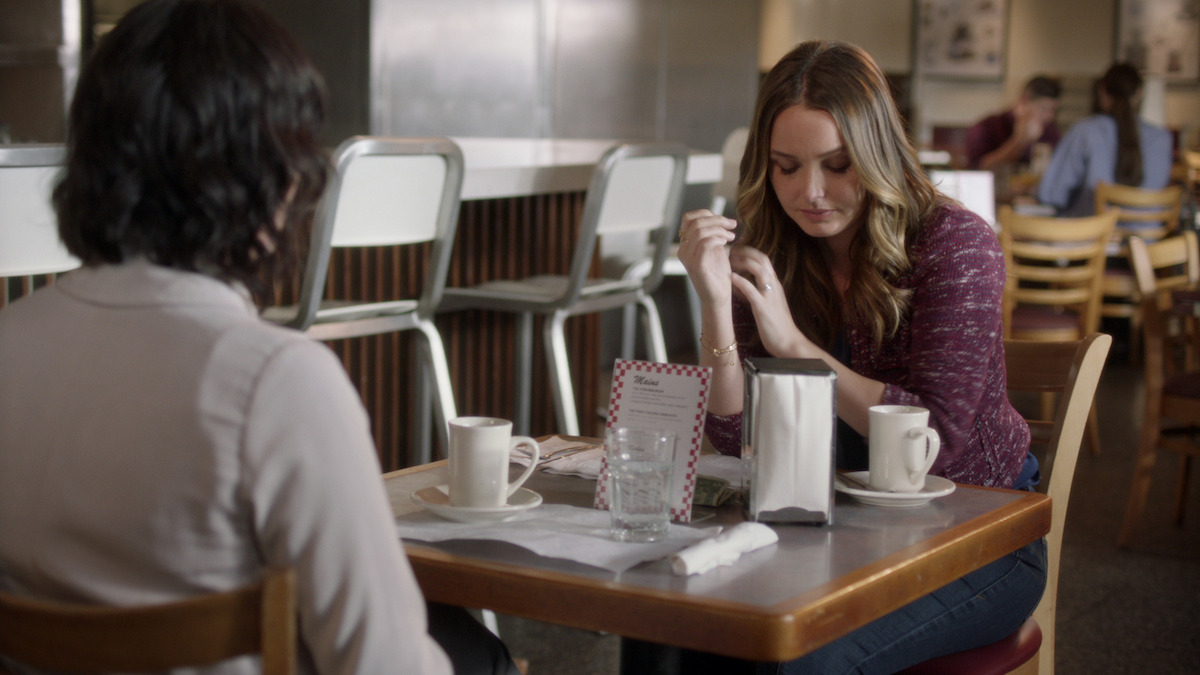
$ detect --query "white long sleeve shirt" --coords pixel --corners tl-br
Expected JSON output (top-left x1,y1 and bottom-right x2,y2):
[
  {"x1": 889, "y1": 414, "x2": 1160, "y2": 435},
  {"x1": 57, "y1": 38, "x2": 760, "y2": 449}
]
[{"x1": 0, "y1": 260, "x2": 452, "y2": 675}]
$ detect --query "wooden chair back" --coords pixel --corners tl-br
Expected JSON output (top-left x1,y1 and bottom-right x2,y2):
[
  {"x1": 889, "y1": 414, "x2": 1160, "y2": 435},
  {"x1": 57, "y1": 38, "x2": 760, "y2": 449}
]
[
  {"x1": 1133, "y1": 231, "x2": 1200, "y2": 377},
  {"x1": 0, "y1": 567, "x2": 296, "y2": 674},
  {"x1": 1185, "y1": 149, "x2": 1200, "y2": 197},
  {"x1": 1116, "y1": 233, "x2": 1200, "y2": 546},
  {"x1": 1005, "y1": 333, "x2": 1112, "y2": 674},
  {"x1": 1129, "y1": 231, "x2": 1200, "y2": 304},
  {"x1": 998, "y1": 206, "x2": 1118, "y2": 341},
  {"x1": 1093, "y1": 182, "x2": 1182, "y2": 242}
]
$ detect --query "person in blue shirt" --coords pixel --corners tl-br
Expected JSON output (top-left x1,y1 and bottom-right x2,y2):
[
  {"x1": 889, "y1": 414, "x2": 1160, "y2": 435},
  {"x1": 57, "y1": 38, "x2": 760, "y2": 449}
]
[{"x1": 1037, "y1": 63, "x2": 1173, "y2": 217}]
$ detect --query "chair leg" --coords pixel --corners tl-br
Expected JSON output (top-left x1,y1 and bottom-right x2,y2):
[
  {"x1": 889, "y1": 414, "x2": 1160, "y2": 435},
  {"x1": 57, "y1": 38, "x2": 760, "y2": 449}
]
[
  {"x1": 1039, "y1": 392, "x2": 1056, "y2": 425},
  {"x1": 1118, "y1": 397, "x2": 1163, "y2": 547},
  {"x1": 408, "y1": 342, "x2": 434, "y2": 467},
  {"x1": 513, "y1": 312, "x2": 534, "y2": 436},
  {"x1": 1175, "y1": 454, "x2": 1193, "y2": 525},
  {"x1": 1130, "y1": 311, "x2": 1143, "y2": 365},
  {"x1": 416, "y1": 319, "x2": 458, "y2": 460},
  {"x1": 544, "y1": 311, "x2": 580, "y2": 436},
  {"x1": 620, "y1": 303, "x2": 638, "y2": 360},
  {"x1": 637, "y1": 295, "x2": 668, "y2": 363},
  {"x1": 683, "y1": 278, "x2": 702, "y2": 351}
]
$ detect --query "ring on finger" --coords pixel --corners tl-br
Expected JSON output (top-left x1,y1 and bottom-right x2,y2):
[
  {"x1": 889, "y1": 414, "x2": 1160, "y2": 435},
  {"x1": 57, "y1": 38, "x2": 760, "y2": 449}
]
[{"x1": 762, "y1": 282, "x2": 774, "y2": 292}]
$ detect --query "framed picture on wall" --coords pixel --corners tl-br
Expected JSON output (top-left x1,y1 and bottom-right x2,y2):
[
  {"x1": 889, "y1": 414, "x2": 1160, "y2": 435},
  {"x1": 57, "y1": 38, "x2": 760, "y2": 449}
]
[
  {"x1": 915, "y1": 0, "x2": 1009, "y2": 80},
  {"x1": 1115, "y1": 0, "x2": 1200, "y2": 82}
]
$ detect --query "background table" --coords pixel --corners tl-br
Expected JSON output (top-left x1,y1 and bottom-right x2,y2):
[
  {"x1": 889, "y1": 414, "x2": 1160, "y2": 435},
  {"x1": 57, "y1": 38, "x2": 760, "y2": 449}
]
[{"x1": 386, "y1": 460, "x2": 1050, "y2": 662}]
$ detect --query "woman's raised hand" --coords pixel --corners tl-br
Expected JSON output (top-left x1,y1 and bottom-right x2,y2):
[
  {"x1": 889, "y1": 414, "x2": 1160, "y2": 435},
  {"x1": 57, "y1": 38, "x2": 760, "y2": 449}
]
[
  {"x1": 728, "y1": 246, "x2": 812, "y2": 359},
  {"x1": 677, "y1": 209, "x2": 737, "y2": 306}
]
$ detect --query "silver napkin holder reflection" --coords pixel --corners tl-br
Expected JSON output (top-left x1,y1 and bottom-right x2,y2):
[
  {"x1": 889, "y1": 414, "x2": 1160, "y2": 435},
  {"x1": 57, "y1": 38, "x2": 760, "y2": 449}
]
[{"x1": 743, "y1": 357, "x2": 837, "y2": 524}]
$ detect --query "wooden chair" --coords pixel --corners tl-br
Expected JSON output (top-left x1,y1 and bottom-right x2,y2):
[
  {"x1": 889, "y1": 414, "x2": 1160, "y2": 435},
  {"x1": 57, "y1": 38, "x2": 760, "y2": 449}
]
[
  {"x1": 900, "y1": 333, "x2": 1113, "y2": 675},
  {"x1": 0, "y1": 567, "x2": 296, "y2": 674},
  {"x1": 999, "y1": 206, "x2": 1117, "y2": 342},
  {"x1": 999, "y1": 206, "x2": 1115, "y2": 455},
  {"x1": 1118, "y1": 232, "x2": 1200, "y2": 548},
  {"x1": 1184, "y1": 148, "x2": 1200, "y2": 198},
  {"x1": 1094, "y1": 182, "x2": 1183, "y2": 359}
]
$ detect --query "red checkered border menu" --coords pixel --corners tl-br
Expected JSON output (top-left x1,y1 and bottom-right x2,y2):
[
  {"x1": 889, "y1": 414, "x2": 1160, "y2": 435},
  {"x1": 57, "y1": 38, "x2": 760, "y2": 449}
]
[{"x1": 593, "y1": 359, "x2": 712, "y2": 523}]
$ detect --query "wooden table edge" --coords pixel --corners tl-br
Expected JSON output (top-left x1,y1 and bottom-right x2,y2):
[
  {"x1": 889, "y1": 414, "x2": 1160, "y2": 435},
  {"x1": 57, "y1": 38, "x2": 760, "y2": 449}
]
[{"x1": 390, "y1": 458, "x2": 1051, "y2": 662}]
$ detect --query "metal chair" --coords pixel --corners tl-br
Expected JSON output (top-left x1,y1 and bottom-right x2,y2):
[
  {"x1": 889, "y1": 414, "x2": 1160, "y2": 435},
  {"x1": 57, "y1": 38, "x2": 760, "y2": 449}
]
[
  {"x1": 1094, "y1": 182, "x2": 1183, "y2": 359},
  {"x1": 617, "y1": 128, "x2": 746, "y2": 361},
  {"x1": 440, "y1": 142, "x2": 689, "y2": 436},
  {"x1": 708, "y1": 126, "x2": 749, "y2": 218},
  {"x1": 1118, "y1": 231, "x2": 1200, "y2": 547},
  {"x1": 264, "y1": 136, "x2": 464, "y2": 464},
  {"x1": 0, "y1": 567, "x2": 296, "y2": 674},
  {"x1": 0, "y1": 144, "x2": 79, "y2": 306},
  {"x1": 900, "y1": 333, "x2": 1112, "y2": 675}
]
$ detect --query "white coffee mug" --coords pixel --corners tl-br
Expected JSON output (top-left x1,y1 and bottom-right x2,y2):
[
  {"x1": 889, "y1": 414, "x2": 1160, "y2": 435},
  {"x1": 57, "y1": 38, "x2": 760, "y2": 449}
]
[
  {"x1": 868, "y1": 405, "x2": 941, "y2": 493},
  {"x1": 447, "y1": 417, "x2": 539, "y2": 507}
]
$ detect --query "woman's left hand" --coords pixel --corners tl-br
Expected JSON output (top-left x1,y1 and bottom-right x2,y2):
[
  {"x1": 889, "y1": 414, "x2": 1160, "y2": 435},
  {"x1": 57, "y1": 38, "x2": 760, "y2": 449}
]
[{"x1": 729, "y1": 246, "x2": 814, "y2": 359}]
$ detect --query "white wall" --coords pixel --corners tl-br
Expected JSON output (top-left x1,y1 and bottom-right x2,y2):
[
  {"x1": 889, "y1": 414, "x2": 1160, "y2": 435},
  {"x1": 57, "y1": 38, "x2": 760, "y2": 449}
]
[{"x1": 760, "y1": 0, "x2": 1200, "y2": 145}]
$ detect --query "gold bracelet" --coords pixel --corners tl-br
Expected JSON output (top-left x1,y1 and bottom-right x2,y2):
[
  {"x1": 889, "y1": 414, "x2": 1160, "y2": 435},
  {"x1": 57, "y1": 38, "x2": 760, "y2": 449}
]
[{"x1": 699, "y1": 334, "x2": 739, "y2": 366}]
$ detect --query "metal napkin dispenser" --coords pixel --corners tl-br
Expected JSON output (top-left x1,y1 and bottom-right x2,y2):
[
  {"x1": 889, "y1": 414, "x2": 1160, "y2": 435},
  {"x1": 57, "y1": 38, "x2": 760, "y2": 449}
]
[{"x1": 743, "y1": 357, "x2": 837, "y2": 524}]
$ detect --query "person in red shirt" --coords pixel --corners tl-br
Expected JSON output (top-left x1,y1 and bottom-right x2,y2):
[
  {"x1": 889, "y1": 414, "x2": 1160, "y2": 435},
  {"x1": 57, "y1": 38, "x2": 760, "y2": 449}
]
[{"x1": 966, "y1": 75, "x2": 1063, "y2": 171}]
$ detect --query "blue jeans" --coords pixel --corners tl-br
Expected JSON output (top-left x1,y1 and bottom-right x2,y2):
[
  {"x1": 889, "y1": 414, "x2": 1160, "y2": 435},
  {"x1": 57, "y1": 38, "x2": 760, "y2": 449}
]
[{"x1": 759, "y1": 537, "x2": 1048, "y2": 675}]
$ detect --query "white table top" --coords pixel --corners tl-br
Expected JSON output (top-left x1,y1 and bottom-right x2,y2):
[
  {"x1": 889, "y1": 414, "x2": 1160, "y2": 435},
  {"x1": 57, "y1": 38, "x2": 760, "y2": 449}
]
[{"x1": 450, "y1": 137, "x2": 722, "y2": 200}]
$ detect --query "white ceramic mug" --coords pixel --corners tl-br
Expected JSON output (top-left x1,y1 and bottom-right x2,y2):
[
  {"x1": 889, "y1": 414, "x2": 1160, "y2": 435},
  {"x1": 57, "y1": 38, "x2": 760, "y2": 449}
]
[
  {"x1": 447, "y1": 417, "x2": 539, "y2": 507},
  {"x1": 868, "y1": 405, "x2": 941, "y2": 493}
]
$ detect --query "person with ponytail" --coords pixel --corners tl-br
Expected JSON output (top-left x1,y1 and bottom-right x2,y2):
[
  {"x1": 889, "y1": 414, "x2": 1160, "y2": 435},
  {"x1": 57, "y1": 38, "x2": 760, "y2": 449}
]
[
  {"x1": 1037, "y1": 62, "x2": 1174, "y2": 216},
  {"x1": 677, "y1": 40, "x2": 1045, "y2": 674}
]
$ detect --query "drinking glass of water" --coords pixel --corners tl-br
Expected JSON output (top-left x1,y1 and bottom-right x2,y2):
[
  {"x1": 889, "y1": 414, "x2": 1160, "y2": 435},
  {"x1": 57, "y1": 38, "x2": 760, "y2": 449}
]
[{"x1": 605, "y1": 427, "x2": 677, "y2": 543}]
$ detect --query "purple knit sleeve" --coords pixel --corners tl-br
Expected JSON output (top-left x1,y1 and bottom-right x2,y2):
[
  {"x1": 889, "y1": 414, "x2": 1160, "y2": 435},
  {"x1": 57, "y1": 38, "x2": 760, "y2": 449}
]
[{"x1": 867, "y1": 207, "x2": 1027, "y2": 485}]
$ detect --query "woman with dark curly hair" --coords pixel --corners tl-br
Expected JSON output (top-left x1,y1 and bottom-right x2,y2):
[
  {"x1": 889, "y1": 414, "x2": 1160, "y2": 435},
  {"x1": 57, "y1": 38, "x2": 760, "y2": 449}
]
[
  {"x1": 678, "y1": 40, "x2": 1044, "y2": 673},
  {"x1": 0, "y1": 1, "x2": 516, "y2": 673}
]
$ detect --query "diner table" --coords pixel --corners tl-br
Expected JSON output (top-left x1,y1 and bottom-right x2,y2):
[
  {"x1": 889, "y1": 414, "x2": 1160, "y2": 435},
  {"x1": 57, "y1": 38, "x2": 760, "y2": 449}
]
[{"x1": 385, "y1": 453, "x2": 1050, "y2": 670}]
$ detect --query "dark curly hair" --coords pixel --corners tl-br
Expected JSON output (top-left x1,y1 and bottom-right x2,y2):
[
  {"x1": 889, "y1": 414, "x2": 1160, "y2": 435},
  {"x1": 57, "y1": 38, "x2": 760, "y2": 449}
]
[{"x1": 53, "y1": 0, "x2": 329, "y2": 304}]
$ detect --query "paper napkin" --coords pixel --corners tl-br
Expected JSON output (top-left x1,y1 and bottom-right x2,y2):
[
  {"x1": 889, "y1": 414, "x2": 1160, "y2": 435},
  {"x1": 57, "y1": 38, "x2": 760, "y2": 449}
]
[
  {"x1": 511, "y1": 436, "x2": 604, "y2": 479},
  {"x1": 668, "y1": 522, "x2": 779, "y2": 576}
]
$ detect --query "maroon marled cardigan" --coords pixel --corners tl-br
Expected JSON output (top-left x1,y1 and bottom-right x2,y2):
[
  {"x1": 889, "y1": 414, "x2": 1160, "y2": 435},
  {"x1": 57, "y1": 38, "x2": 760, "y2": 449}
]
[{"x1": 706, "y1": 204, "x2": 1031, "y2": 488}]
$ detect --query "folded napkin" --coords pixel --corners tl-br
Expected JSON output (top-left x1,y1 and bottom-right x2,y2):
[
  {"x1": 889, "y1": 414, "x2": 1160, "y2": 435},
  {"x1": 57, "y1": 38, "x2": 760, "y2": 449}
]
[
  {"x1": 669, "y1": 522, "x2": 779, "y2": 576},
  {"x1": 512, "y1": 436, "x2": 605, "y2": 479}
]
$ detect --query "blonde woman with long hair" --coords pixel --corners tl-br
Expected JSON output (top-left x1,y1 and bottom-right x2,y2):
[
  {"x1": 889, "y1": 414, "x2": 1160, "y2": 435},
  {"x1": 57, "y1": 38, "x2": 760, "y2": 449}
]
[{"x1": 678, "y1": 41, "x2": 1044, "y2": 673}]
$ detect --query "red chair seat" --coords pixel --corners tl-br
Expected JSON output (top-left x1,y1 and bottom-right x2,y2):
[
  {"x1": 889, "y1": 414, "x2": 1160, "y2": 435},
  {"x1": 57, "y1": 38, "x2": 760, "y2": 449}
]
[
  {"x1": 1011, "y1": 306, "x2": 1080, "y2": 331},
  {"x1": 898, "y1": 617, "x2": 1041, "y2": 675}
]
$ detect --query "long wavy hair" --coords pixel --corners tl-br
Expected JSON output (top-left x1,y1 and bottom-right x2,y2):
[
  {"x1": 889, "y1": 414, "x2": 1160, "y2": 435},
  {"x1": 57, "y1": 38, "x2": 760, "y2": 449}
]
[
  {"x1": 1102, "y1": 63, "x2": 1144, "y2": 187},
  {"x1": 53, "y1": 0, "x2": 329, "y2": 305},
  {"x1": 737, "y1": 40, "x2": 940, "y2": 348}
]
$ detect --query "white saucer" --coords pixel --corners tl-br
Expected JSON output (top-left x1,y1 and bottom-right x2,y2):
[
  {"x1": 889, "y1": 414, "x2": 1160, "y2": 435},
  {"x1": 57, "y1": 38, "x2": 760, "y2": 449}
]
[
  {"x1": 834, "y1": 472, "x2": 956, "y2": 508},
  {"x1": 410, "y1": 485, "x2": 542, "y2": 523}
]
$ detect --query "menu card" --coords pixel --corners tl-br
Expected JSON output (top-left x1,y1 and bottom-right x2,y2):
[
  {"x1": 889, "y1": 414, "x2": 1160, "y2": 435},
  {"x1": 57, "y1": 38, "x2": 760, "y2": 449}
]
[{"x1": 593, "y1": 359, "x2": 712, "y2": 523}]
